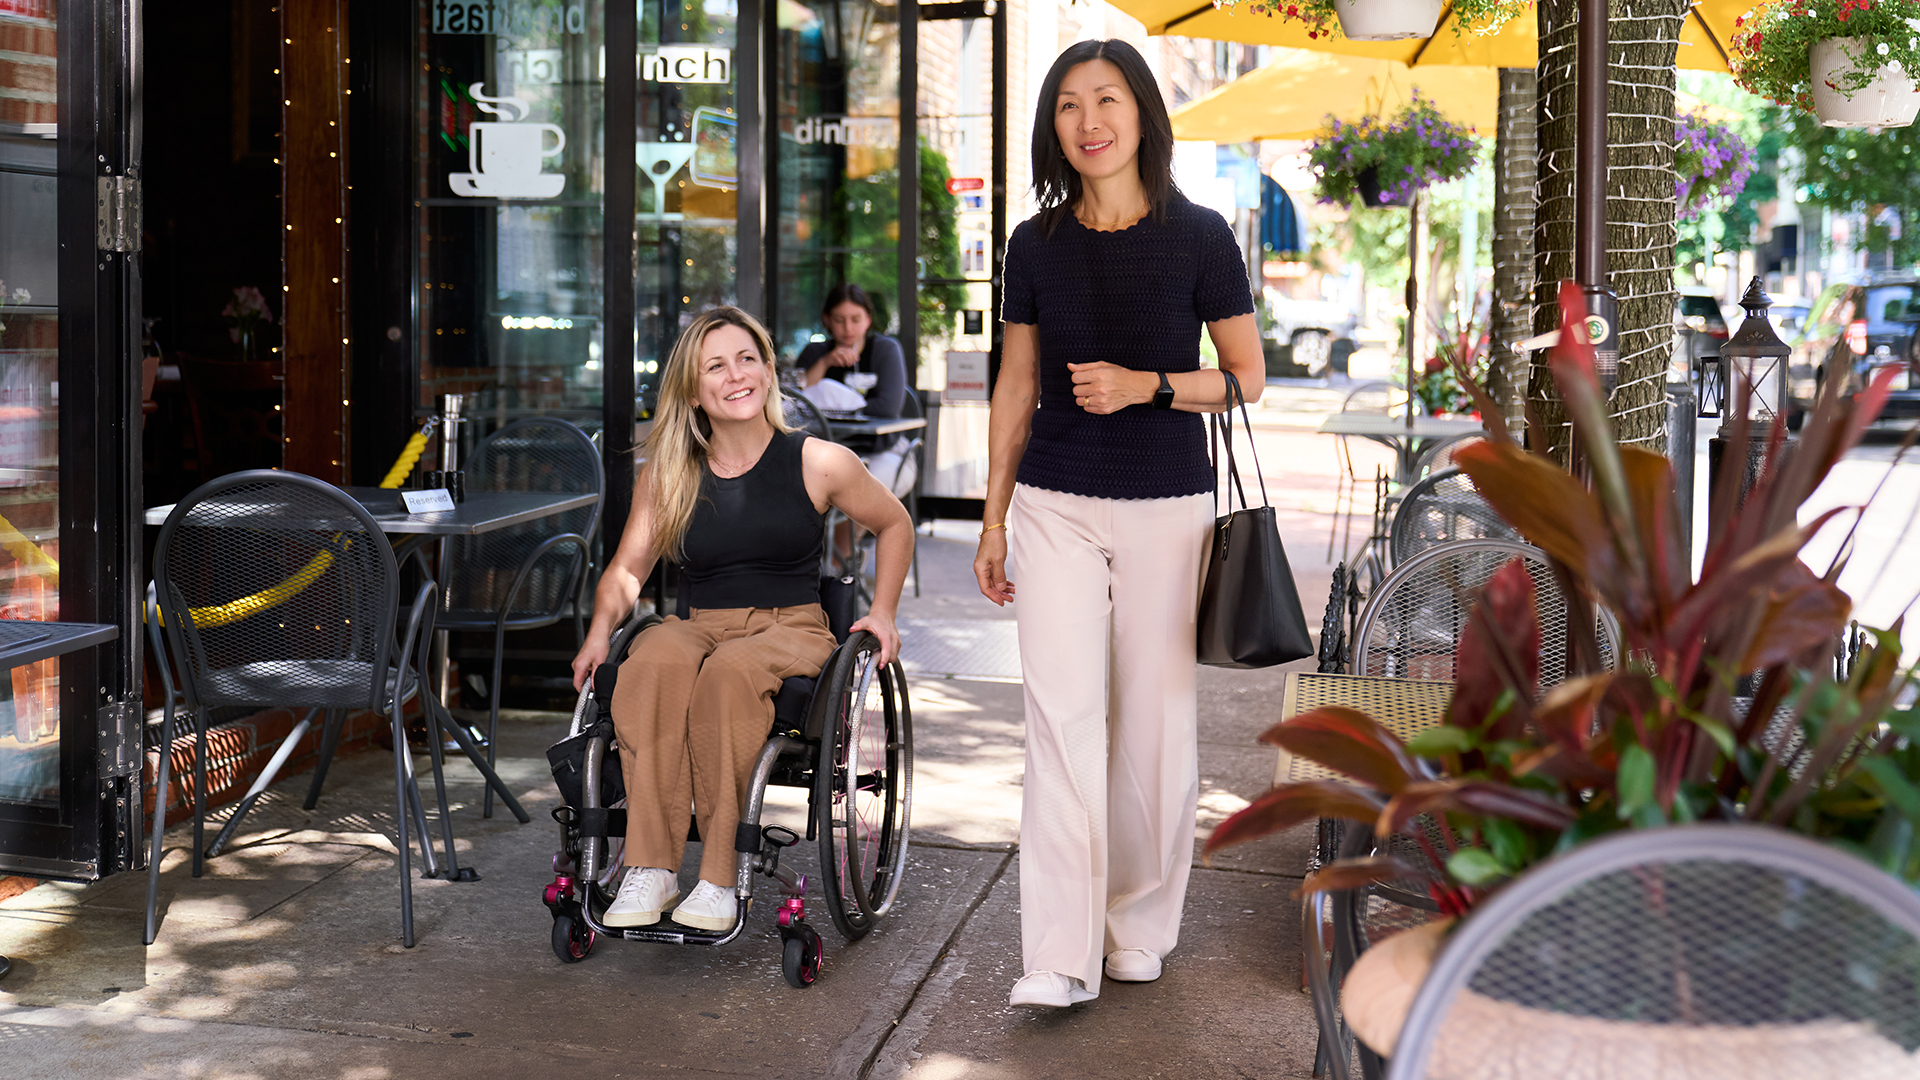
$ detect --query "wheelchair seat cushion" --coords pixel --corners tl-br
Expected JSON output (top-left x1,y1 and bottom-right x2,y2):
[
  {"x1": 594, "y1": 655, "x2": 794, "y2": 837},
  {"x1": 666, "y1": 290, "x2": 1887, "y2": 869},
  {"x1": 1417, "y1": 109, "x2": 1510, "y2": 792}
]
[{"x1": 772, "y1": 675, "x2": 815, "y2": 738}]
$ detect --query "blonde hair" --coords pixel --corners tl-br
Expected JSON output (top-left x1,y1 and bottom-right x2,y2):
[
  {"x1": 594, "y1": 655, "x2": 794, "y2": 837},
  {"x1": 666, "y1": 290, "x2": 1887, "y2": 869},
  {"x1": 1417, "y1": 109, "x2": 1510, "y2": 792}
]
[{"x1": 644, "y1": 306, "x2": 793, "y2": 560}]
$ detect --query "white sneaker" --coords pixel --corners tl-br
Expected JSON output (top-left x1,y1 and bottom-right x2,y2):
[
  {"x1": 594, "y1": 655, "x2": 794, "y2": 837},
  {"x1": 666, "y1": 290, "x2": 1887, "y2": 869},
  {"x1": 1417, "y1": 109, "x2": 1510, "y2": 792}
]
[
  {"x1": 1103, "y1": 948, "x2": 1163, "y2": 982},
  {"x1": 1008, "y1": 971, "x2": 1097, "y2": 1008},
  {"x1": 671, "y1": 879, "x2": 737, "y2": 932},
  {"x1": 603, "y1": 867, "x2": 678, "y2": 927}
]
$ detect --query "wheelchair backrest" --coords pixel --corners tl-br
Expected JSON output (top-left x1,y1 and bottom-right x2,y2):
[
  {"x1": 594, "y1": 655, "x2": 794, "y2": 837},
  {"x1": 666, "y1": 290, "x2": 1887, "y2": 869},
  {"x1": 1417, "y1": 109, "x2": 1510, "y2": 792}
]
[{"x1": 671, "y1": 570, "x2": 860, "y2": 644}]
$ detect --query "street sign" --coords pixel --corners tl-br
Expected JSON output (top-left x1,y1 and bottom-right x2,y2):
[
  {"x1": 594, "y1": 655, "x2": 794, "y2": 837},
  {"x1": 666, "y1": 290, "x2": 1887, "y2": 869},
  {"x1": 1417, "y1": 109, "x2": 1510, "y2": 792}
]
[{"x1": 946, "y1": 177, "x2": 984, "y2": 194}]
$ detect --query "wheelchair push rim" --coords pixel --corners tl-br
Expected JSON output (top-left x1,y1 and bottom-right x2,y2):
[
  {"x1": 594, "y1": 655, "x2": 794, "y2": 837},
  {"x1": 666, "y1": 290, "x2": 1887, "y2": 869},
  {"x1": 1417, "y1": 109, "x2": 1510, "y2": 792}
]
[{"x1": 816, "y1": 635, "x2": 913, "y2": 938}]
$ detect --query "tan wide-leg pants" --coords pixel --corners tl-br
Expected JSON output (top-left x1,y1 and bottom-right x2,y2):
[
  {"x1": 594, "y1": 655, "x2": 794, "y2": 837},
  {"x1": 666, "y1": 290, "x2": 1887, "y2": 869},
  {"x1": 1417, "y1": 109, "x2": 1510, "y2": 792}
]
[
  {"x1": 1008, "y1": 482, "x2": 1214, "y2": 992},
  {"x1": 609, "y1": 605, "x2": 837, "y2": 885}
]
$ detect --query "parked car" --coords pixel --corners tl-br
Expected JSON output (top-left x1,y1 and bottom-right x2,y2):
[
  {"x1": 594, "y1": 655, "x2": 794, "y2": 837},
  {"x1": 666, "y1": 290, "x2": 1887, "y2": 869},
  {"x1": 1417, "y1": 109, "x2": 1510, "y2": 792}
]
[
  {"x1": 1785, "y1": 274, "x2": 1920, "y2": 428},
  {"x1": 1262, "y1": 294, "x2": 1360, "y2": 379},
  {"x1": 1671, "y1": 286, "x2": 1731, "y2": 378}
]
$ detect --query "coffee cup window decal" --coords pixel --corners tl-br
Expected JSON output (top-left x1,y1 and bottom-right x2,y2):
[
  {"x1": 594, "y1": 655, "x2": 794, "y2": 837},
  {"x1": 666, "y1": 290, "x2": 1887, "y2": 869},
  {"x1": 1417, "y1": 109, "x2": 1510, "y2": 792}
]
[{"x1": 448, "y1": 83, "x2": 566, "y2": 199}]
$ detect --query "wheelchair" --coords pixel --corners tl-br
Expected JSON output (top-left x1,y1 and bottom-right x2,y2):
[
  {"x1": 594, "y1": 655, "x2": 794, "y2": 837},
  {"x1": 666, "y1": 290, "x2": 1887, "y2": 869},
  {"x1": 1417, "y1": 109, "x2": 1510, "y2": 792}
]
[{"x1": 540, "y1": 575, "x2": 913, "y2": 988}]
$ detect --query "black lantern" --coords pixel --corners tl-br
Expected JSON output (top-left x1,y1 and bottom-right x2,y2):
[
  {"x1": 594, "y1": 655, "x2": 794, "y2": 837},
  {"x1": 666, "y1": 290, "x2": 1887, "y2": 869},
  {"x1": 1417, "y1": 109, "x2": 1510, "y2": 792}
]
[{"x1": 1719, "y1": 278, "x2": 1791, "y2": 434}]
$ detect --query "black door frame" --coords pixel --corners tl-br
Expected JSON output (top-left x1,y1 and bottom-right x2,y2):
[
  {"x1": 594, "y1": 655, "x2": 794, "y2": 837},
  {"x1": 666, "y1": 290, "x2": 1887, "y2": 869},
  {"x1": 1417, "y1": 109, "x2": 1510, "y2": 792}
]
[{"x1": 0, "y1": 0, "x2": 146, "y2": 882}]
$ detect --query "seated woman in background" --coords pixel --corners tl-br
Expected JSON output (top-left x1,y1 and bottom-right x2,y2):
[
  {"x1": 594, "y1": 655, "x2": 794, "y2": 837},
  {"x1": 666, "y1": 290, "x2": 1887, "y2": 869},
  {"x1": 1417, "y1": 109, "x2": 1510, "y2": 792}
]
[
  {"x1": 795, "y1": 284, "x2": 916, "y2": 499},
  {"x1": 570, "y1": 305, "x2": 913, "y2": 934}
]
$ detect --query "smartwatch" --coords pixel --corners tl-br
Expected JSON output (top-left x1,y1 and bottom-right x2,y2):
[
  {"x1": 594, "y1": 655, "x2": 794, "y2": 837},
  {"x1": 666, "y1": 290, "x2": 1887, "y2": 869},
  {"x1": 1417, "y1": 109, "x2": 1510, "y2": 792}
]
[{"x1": 1151, "y1": 371, "x2": 1175, "y2": 410}]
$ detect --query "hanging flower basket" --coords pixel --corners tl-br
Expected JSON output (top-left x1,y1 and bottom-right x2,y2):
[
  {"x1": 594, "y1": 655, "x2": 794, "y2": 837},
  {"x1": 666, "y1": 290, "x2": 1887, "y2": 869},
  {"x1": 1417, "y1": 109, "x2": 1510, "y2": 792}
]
[
  {"x1": 1356, "y1": 166, "x2": 1414, "y2": 207},
  {"x1": 1307, "y1": 93, "x2": 1479, "y2": 208},
  {"x1": 1674, "y1": 112, "x2": 1756, "y2": 216},
  {"x1": 1730, "y1": 0, "x2": 1920, "y2": 128},
  {"x1": 1809, "y1": 37, "x2": 1920, "y2": 126},
  {"x1": 1222, "y1": 0, "x2": 1524, "y2": 41},
  {"x1": 1333, "y1": 0, "x2": 1444, "y2": 39}
]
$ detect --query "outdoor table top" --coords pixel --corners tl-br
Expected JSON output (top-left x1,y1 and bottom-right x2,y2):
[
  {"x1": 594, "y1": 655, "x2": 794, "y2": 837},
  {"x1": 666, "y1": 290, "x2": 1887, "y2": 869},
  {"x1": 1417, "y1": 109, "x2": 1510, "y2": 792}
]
[
  {"x1": 1275, "y1": 671, "x2": 1453, "y2": 786},
  {"x1": 144, "y1": 487, "x2": 597, "y2": 537},
  {"x1": 0, "y1": 619, "x2": 118, "y2": 670},
  {"x1": 1316, "y1": 414, "x2": 1487, "y2": 439},
  {"x1": 822, "y1": 414, "x2": 929, "y2": 440}
]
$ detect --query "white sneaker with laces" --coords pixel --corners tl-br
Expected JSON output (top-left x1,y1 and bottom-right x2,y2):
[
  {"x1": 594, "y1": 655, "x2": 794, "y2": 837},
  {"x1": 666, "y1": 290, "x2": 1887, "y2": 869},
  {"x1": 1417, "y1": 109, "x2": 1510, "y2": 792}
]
[
  {"x1": 671, "y1": 879, "x2": 737, "y2": 932},
  {"x1": 1008, "y1": 971, "x2": 1097, "y2": 1008},
  {"x1": 1103, "y1": 948, "x2": 1163, "y2": 982},
  {"x1": 603, "y1": 867, "x2": 678, "y2": 927}
]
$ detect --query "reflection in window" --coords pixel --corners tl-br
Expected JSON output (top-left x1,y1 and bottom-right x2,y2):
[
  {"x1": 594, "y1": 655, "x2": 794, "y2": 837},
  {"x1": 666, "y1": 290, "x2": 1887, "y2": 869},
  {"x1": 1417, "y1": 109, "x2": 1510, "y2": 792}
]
[{"x1": 0, "y1": 4, "x2": 60, "y2": 806}]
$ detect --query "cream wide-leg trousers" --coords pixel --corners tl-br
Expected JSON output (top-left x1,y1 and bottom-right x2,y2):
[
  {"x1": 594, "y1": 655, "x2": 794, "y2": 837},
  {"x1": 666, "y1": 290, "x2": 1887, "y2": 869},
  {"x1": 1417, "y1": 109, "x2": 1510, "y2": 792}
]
[{"x1": 1007, "y1": 482, "x2": 1214, "y2": 992}]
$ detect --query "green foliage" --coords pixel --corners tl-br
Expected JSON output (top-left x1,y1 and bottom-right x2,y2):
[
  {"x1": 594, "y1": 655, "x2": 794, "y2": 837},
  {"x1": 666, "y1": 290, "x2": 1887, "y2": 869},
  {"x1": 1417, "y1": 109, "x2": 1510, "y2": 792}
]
[
  {"x1": 1785, "y1": 106, "x2": 1920, "y2": 262},
  {"x1": 840, "y1": 140, "x2": 966, "y2": 347},
  {"x1": 1731, "y1": 0, "x2": 1920, "y2": 113}
]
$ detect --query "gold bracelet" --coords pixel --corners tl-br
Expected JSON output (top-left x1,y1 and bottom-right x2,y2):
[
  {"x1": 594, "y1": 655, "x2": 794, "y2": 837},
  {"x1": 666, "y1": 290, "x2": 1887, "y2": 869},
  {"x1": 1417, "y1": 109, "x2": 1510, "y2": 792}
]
[{"x1": 980, "y1": 522, "x2": 1008, "y2": 538}]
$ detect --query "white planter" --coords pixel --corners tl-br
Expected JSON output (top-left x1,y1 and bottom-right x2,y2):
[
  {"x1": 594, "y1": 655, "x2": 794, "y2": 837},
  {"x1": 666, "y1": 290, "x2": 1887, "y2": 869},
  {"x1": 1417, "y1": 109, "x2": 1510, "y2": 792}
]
[
  {"x1": 1809, "y1": 37, "x2": 1920, "y2": 128},
  {"x1": 1333, "y1": 0, "x2": 1444, "y2": 41}
]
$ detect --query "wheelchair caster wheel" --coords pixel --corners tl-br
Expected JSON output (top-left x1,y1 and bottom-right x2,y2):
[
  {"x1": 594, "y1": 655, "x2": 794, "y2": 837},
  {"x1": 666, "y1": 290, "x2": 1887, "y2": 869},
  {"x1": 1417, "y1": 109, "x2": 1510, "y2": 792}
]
[
  {"x1": 782, "y1": 925, "x2": 821, "y2": 988},
  {"x1": 552, "y1": 911, "x2": 595, "y2": 963}
]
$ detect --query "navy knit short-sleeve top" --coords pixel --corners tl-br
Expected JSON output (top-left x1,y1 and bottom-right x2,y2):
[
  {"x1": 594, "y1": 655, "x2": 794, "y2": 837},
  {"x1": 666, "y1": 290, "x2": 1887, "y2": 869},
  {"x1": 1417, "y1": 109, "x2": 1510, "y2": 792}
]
[{"x1": 1000, "y1": 193, "x2": 1256, "y2": 500}]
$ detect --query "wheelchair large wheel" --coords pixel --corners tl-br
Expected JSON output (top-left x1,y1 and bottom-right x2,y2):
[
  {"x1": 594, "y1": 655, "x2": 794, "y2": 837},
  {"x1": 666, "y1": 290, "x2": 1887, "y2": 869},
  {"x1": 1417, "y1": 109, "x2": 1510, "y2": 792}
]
[{"x1": 815, "y1": 634, "x2": 913, "y2": 942}]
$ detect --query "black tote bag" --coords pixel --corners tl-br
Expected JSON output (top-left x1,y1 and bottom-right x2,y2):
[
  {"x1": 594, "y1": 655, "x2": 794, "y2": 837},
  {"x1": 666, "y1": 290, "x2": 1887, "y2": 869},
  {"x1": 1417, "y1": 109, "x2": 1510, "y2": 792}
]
[{"x1": 1196, "y1": 371, "x2": 1314, "y2": 668}]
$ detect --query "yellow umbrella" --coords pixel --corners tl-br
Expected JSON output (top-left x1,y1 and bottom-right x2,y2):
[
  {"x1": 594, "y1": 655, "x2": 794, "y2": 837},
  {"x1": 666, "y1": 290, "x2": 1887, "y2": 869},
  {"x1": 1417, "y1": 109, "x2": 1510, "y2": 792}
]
[
  {"x1": 1109, "y1": 0, "x2": 1739, "y2": 72},
  {"x1": 1171, "y1": 49, "x2": 1499, "y2": 142}
]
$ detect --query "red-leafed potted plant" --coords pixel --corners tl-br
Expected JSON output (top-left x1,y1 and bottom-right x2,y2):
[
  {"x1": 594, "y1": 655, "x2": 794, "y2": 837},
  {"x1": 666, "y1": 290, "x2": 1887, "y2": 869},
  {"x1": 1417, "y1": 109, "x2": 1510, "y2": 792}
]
[{"x1": 1207, "y1": 282, "x2": 1920, "y2": 1066}]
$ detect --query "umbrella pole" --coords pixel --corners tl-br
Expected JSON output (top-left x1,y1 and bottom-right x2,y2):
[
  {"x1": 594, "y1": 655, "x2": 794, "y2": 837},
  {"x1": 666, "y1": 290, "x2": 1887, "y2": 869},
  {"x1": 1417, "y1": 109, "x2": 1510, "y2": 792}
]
[{"x1": 1405, "y1": 192, "x2": 1419, "y2": 436}]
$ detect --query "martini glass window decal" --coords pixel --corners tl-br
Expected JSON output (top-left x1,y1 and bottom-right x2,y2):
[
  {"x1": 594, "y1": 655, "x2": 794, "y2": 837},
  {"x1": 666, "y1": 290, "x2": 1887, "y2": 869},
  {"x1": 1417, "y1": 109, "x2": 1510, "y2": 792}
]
[
  {"x1": 637, "y1": 141, "x2": 697, "y2": 219},
  {"x1": 448, "y1": 83, "x2": 566, "y2": 199}
]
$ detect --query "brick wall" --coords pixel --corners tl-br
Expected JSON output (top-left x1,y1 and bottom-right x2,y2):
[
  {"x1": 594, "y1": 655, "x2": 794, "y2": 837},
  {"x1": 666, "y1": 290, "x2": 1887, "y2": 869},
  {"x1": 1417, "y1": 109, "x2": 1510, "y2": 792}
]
[{"x1": 0, "y1": 9, "x2": 56, "y2": 127}]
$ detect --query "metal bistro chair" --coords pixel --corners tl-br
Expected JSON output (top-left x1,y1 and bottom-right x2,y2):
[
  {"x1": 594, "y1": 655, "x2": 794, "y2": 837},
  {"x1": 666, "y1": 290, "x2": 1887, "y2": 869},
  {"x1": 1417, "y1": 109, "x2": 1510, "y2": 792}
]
[
  {"x1": 1388, "y1": 825, "x2": 1920, "y2": 1079},
  {"x1": 1352, "y1": 538, "x2": 1620, "y2": 687},
  {"x1": 435, "y1": 417, "x2": 602, "y2": 818},
  {"x1": 1386, "y1": 467, "x2": 1521, "y2": 568},
  {"x1": 848, "y1": 389, "x2": 925, "y2": 601},
  {"x1": 149, "y1": 470, "x2": 452, "y2": 947}
]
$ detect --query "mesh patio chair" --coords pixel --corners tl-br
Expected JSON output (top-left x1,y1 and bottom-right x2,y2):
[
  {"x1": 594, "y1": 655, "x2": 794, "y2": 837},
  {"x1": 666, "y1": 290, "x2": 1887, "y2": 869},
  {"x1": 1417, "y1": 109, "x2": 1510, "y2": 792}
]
[
  {"x1": 434, "y1": 417, "x2": 601, "y2": 818},
  {"x1": 1352, "y1": 538, "x2": 1620, "y2": 687},
  {"x1": 1387, "y1": 825, "x2": 1920, "y2": 1079},
  {"x1": 1386, "y1": 467, "x2": 1521, "y2": 567},
  {"x1": 149, "y1": 470, "x2": 450, "y2": 947},
  {"x1": 1410, "y1": 434, "x2": 1484, "y2": 479},
  {"x1": 783, "y1": 392, "x2": 832, "y2": 439}
]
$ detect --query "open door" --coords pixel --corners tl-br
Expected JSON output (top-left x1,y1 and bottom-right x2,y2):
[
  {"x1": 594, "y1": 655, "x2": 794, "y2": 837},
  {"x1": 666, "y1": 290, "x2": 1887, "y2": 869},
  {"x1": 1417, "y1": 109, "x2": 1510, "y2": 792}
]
[{"x1": 0, "y1": 0, "x2": 145, "y2": 882}]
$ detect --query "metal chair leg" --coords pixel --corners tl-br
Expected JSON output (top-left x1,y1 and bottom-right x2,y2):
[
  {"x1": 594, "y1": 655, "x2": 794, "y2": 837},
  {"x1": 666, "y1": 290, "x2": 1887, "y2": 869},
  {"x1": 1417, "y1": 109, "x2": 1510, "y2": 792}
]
[
  {"x1": 190, "y1": 708, "x2": 209, "y2": 878},
  {"x1": 388, "y1": 705, "x2": 416, "y2": 948},
  {"x1": 419, "y1": 692, "x2": 469, "y2": 880},
  {"x1": 428, "y1": 692, "x2": 531, "y2": 823},
  {"x1": 482, "y1": 623, "x2": 508, "y2": 819},
  {"x1": 302, "y1": 708, "x2": 345, "y2": 810},
  {"x1": 144, "y1": 699, "x2": 180, "y2": 945}
]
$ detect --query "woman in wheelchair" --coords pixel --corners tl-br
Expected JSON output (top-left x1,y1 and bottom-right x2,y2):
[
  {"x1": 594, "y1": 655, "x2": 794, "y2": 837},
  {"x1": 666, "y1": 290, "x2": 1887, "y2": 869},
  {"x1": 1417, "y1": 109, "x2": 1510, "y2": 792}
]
[{"x1": 569, "y1": 306, "x2": 913, "y2": 933}]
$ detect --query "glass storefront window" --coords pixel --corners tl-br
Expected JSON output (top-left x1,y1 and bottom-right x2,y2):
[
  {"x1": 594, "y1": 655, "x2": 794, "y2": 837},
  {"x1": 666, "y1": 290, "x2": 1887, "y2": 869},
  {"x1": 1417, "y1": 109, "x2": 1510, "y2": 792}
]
[
  {"x1": 773, "y1": 0, "x2": 899, "y2": 358},
  {"x1": 637, "y1": 0, "x2": 741, "y2": 412},
  {"x1": 419, "y1": 0, "x2": 608, "y2": 434},
  {"x1": 0, "y1": 3, "x2": 61, "y2": 806}
]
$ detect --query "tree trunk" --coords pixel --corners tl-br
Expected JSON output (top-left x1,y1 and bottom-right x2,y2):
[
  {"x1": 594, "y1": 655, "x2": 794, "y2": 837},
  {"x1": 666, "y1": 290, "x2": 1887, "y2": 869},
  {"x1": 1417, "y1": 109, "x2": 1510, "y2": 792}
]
[
  {"x1": 1489, "y1": 68, "x2": 1537, "y2": 437},
  {"x1": 1528, "y1": 0, "x2": 1684, "y2": 460}
]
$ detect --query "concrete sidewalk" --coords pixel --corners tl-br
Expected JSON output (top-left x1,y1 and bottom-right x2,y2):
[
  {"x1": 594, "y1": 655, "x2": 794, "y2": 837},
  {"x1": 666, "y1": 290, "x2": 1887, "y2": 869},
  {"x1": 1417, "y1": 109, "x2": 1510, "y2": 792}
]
[{"x1": 0, "y1": 386, "x2": 1396, "y2": 1079}]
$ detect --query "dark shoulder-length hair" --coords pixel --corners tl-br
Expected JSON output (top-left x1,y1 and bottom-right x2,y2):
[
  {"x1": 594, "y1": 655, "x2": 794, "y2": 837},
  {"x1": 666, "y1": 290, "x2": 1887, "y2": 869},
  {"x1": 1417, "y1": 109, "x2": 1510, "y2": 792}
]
[
  {"x1": 1030, "y1": 39, "x2": 1178, "y2": 237},
  {"x1": 820, "y1": 282, "x2": 878, "y2": 330}
]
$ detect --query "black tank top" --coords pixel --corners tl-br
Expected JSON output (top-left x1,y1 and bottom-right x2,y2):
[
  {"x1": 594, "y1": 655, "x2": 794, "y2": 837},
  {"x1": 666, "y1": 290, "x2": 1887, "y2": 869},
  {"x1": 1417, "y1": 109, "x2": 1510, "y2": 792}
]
[{"x1": 679, "y1": 430, "x2": 824, "y2": 610}]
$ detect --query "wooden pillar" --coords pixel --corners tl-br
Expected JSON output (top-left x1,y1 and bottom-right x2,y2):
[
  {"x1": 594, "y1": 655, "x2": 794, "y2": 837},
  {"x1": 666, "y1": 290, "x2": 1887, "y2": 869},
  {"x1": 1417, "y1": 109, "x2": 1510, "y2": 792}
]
[{"x1": 282, "y1": 0, "x2": 351, "y2": 482}]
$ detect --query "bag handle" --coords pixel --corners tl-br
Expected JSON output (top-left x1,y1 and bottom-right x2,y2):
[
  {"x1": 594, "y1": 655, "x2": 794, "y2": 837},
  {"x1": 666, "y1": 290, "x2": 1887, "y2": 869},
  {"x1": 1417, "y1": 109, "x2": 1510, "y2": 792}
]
[{"x1": 1209, "y1": 370, "x2": 1269, "y2": 515}]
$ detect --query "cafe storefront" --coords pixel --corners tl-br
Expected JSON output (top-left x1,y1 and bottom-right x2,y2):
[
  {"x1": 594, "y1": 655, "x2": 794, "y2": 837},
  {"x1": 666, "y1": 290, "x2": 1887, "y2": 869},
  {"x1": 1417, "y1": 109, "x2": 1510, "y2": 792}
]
[{"x1": 0, "y1": 0, "x2": 1005, "y2": 884}]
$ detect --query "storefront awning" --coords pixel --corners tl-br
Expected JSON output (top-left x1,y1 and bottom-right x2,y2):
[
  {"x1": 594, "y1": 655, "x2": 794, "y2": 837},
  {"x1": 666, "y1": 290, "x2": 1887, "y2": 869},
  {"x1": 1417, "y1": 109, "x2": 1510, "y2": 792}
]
[{"x1": 1171, "y1": 50, "x2": 1498, "y2": 143}]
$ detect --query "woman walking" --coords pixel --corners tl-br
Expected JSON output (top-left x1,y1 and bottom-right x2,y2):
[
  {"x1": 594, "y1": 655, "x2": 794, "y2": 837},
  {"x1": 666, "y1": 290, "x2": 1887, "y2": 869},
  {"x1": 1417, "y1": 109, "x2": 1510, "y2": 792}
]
[{"x1": 973, "y1": 39, "x2": 1264, "y2": 1009}]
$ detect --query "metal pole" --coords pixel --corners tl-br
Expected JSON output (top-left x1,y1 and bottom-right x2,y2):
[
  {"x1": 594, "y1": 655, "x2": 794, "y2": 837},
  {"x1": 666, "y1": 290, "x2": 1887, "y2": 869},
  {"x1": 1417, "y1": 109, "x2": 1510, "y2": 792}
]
[
  {"x1": 1405, "y1": 192, "x2": 1419, "y2": 436},
  {"x1": 1574, "y1": 0, "x2": 1607, "y2": 291}
]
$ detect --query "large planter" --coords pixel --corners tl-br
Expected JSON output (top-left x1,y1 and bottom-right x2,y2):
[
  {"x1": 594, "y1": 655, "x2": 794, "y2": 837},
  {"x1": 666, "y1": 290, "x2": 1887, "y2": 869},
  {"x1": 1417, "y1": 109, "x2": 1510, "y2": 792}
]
[
  {"x1": 1333, "y1": 0, "x2": 1444, "y2": 41},
  {"x1": 1809, "y1": 37, "x2": 1920, "y2": 128},
  {"x1": 1355, "y1": 165, "x2": 1414, "y2": 208},
  {"x1": 1341, "y1": 918, "x2": 1920, "y2": 1079}
]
